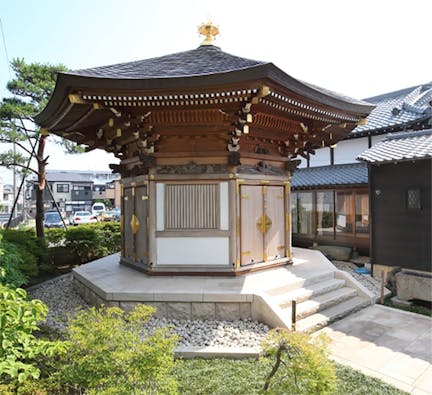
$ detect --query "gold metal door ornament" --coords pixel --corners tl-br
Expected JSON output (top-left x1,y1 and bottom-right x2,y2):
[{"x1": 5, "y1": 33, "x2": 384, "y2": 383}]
[
  {"x1": 257, "y1": 214, "x2": 272, "y2": 234},
  {"x1": 130, "y1": 214, "x2": 140, "y2": 234}
]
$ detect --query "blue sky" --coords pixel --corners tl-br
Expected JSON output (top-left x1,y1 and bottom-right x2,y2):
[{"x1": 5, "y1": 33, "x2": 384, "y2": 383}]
[{"x1": 0, "y1": 0, "x2": 430, "y2": 183}]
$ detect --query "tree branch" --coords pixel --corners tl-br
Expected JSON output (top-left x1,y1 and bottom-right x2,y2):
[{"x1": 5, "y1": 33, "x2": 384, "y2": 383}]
[
  {"x1": 0, "y1": 161, "x2": 38, "y2": 175},
  {"x1": 0, "y1": 138, "x2": 33, "y2": 156}
]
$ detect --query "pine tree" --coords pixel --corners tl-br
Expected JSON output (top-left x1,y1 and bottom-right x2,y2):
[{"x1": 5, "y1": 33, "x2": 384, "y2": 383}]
[{"x1": 0, "y1": 59, "x2": 82, "y2": 238}]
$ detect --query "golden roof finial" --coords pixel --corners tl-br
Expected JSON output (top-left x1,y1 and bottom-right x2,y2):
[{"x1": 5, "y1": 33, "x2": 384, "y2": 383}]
[{"x1": 198, "y1": 20, "x2": 219, "y2": 46}]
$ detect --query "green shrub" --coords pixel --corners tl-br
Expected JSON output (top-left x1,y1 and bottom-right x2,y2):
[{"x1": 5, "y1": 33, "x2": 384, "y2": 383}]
[
  {"x1": 62, "y1": 304, "x2": 179, "y2": 394},
  {"x1": 261, "y1": 328, "x2": 338, "y2": 394},
  {"x1": 1, "y1": 229, "x2": 47, "y2": 278},
  {"x1": 0, "y1": 286, "x2": 68, "y2": 391},
  {"x1": 49, "y1": 222, "x2": 121, "y2": 265},
  {"x1": 64, "y1": 225, "x2": 107, "y2": 264},
  {"x1": 95, "y1": 221, "x2": 121, "y2": 254},
  {"x1": 0, "y1": 237, "x2": 27, "y2": 287},
  {"x1": 44, "y1": 227, "x2": 67, "y2": 246}
]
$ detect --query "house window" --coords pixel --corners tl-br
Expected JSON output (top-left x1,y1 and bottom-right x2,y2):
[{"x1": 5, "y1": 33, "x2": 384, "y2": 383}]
[
  {"x1": 407, "y1": 188, "x2": 421, "y2": 210},
  {"x1": 297, "y1": 192, "x2": 313, "y2": 235},
  {"x1": 56, "y1": 183, "x2": 69, "y2": 193},
  {"x1": 336, "y1": 192, "x2": 354, "y2": 234},
  {"x1": 165, "y1": 184, "x2": 219, "y2": 229},
  {"x1": 316, "y1": 191, "x2": 334, "y2": 236},
  {"x1": 355, "y1": 193, "x2": 369, "y2": 234}
]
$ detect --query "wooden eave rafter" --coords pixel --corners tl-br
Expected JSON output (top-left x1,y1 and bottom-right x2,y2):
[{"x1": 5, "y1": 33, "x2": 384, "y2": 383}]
[{"x1": 42, "y1": 81, "x2": 367, "y2": 163}]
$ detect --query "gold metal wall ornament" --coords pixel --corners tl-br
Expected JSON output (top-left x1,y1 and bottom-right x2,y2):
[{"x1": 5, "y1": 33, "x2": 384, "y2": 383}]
[
  {"x1": 130, "y1": 214, "x2": 140, "y2": 234},
  {"x1": 257, "y1": 214, "x2": 272, "y2": 234}
]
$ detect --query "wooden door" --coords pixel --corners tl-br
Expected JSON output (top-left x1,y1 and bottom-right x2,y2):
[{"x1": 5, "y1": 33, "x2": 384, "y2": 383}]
[
  {"x1": 240, "y1": 185, "x2": 263, "y2": 265},
  {"x1": 135, "y1": 185, "x2": 148, "y2": 264},
  {"x1": 266, "y1": 186, "x2": 286, "y2": 260},
  {"x1": 240, "y1": 184, "x2": 287, "y2": 266},
  {"x1": 123, "y1": 187, "x2": 134, "y2": 260}
]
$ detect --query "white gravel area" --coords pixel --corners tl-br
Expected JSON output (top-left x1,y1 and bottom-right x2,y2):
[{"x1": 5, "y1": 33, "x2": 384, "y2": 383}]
[{"x1": 27, "y1": 273, "x2": 269, "y2": 348}]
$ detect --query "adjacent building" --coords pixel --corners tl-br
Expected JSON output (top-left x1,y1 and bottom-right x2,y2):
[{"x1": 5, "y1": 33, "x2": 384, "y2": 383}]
[
  {"x1": 358, "y1": 129, "x2": 431, "y2": 274},
  {"x1": 291, "y1": 82, "x2": 432, "y2": 254}
]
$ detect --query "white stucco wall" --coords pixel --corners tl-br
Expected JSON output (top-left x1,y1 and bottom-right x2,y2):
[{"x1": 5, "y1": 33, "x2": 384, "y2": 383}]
[
  {"x1": 333, "y1": 137, "x2": 369, "y2": 164},
  {"x1": 157, "y1": 237, "x2": 230, "y2": 265},
  {"x1": 156, "y1": 183, "x2": 164, "y2": 231},
  {"x1": 308, "y1": 147, "x2": 331, "y2": 167},
  {"x1": 299, "y1": 135, "x2": 387, "y2": 168},
  {"x1": 219, "y1": 182, "x2": 229, "y2": 230}
]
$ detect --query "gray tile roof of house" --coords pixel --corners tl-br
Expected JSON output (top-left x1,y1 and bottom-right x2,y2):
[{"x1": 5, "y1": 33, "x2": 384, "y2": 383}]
[
  {"x1": 33, "y1": 172, "x2": 92, "y2": 183},
  {"x1": 357, "y1": 129, "x2": 432, "y2": 163},
  {"x1": 351, "y1": 82, "x2": 432, "y2": 137},
  {"x1": 291, "y1": 162, "x2": 368, "y2": 189}
]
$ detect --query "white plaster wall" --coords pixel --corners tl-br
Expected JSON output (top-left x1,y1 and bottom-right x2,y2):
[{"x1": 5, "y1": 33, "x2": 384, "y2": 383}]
[
  {"x1": 219, "y1": 182, "x2": 229, "y2": 230},
  {"x1": 157, "y1": 237, "x2": 230, "y2": 265},
  {"x1": 333, "y1": 137, "x2": 369, "y2": 164},
  {"x1": 156, "y1": 183, "x2": 164, "y2": 231},
  {"x1": 309, "y1": 147, "x2": 331, "y2": 167},
  {"x1": 298, "y1": 156, "x2": 308, "y2": 168}
]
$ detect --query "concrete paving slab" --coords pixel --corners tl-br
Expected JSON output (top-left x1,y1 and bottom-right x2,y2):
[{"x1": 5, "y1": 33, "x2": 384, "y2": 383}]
[{"x1": 316, "y1": 304, "x2": 432, "y2": 394}]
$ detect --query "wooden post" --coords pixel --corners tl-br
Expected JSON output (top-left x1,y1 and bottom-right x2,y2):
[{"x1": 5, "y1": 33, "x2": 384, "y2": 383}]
[
  {"x1": 291, "y1": 300, "x2": 297, "y2": 332},
  {"x1": 380, "y1": 270, "x2": 385, "y2": 304}
]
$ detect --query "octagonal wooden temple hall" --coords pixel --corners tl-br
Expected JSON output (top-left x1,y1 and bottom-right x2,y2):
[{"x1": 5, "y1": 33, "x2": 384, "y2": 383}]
[{"x1": 36, "y1": 23, "x2": 375, "y2": 330}]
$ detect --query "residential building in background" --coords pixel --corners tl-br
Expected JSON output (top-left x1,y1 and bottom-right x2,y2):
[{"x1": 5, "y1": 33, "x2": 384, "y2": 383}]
[{"x1": 27, "y1": 170, "x2": 120, "y2": 215}]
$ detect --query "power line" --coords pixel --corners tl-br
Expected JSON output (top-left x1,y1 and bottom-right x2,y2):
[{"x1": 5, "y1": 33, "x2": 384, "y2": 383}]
[{"x1": 0, "y1": 17, "x2": 12, "y2": 80}]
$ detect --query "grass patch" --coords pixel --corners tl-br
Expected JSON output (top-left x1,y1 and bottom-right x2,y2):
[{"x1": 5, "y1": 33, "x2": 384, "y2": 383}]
[
  {"x1": 173, "y1": 358, "x2": 407, "y2": 394},
  {"x1": 382, "y1": 298, "x2": 432, "y2": 317}
]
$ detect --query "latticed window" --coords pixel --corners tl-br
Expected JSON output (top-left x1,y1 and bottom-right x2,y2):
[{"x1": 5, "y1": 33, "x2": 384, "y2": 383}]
[
  {"x1": 165, "y1": 184, "x2": 219, "y2": 229},
  {"x1": 407, "y1": 188, "x2": 421, "y2": 210}
]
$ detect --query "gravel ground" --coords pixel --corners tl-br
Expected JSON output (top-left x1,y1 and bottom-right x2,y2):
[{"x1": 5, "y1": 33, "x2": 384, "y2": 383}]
[
  {"x1": 28, "y1": 261, "x2": 382, "y2": 346},
  {"x1": 332, "y1": 260, "x2": 383, "y2": 298},
  {"x1": 27, "y1": 273, "x2": 269, "y2": 348}
]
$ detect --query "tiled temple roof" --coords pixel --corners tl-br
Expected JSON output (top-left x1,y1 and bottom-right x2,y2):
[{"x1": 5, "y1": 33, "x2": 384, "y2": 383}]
[
  {"x1": 69, "y1": 45, "x2": 266, "y2": 78},
  {"x1": 291, "y1": 162, "x2": 368, "y2": 189},
  {"x1": 350, "y1": 83, "x2": 432, "y2": 137},
  {"x1": 357, "y1": 129, "x2": 432, "y2": 163}
]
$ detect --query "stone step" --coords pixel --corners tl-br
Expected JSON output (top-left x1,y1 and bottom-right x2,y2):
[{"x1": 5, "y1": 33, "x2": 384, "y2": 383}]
[
  {"x1": 275, "y1": 278, "x2": 346, "y2": 308},
  {"x1": 266, "y1": 271, "x2": 335, "y2": 297},
  {"x1": 295, "y1": 296, "x2": 370, "y2": 333},
  {"x1": 294, "y1": 287, "x2": 358, "y2": 320}
]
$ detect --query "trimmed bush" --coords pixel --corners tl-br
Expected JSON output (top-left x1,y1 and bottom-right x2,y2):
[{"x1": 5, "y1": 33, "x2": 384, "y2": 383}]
[
  {"x1": 0, "y1": 236, "x2": 27, "y2": 287},
  {"x1": 46, "y1": 222, "x2": 121, "y2": 265},
  {"x1": 0, "y1": 230, "x2": 47, "y2": 284}
]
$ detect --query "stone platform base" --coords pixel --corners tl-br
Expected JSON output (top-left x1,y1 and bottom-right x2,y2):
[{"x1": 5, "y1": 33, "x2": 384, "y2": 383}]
[
  {"x1": 72, "y1": 248, "x2": 374, "y2": 329},
  {"x1": 73, "y1": 276, "x2": 252, "y2": 320}
]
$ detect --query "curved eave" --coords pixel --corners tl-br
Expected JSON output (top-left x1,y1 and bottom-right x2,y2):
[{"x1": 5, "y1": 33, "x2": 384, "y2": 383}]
[{"x1": 35, "y1": 62, "x2": 374, "y2": 127}]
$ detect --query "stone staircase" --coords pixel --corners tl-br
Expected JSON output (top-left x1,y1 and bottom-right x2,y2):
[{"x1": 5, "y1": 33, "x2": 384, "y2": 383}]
[{"x1": 265, "y1": 269, "x2": 371, "y2": 333}]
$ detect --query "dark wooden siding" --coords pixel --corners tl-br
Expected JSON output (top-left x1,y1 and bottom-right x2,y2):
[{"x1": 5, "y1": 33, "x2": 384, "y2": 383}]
[{"x1": 370, "y1": 159, "x2": 431, "y2": 272}]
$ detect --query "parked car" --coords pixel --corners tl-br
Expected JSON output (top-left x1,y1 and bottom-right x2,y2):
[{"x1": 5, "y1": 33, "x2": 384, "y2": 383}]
[
  {"x1": 70, "y1": 211, "x2": 98, "y2": 226},
  {"x1": 44, "y1": 211, "x2": 65, "y2": 228},
  {"x1": 91, "y1": 202, "x2": 106, "y2": 216},
  {"x1": 102, "y1": 208, "x2": 121, "y2": 222}
]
